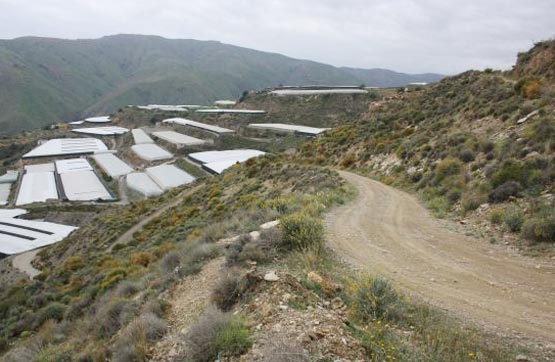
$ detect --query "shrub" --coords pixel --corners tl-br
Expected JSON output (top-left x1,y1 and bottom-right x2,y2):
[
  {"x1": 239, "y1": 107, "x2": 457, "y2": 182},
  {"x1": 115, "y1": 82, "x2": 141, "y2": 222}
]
[
  {"x1": 461, "y1": 192, "x2": 486, "y2": 212},
  {"x1": 503, "y1": 207, "x2": 524, "y2": 232},
  {"x1": 521, "y1": 214, "x2": 555, "y2": 243},
  {"x1": 211, "y1": 273, "x2": 251, "y2": 312},
  {"x1": 488, "y1": 181, "x2": 521, "y2": 203},
  {"x1": 459, "y1": 149, "x2": 475, "y2": 163},
  {"x1": 348, "y1": 277, "x2": 402, "y2": 323},
  {"x1": 435, "y1": 158, "x2": 462, "y2": 181},
  {"x1": 279, "y1": 213, "x2": 324, "y2": 250},
  {"x1": 184, "y1": 308, "x2": 251, "y2": 362},
  {"x1": 491, "y1": 159, "x2": 528, "y2": 187},
  {"x1": 94, "y1": 299, "x2": 137, "y2": 338},
  {"x1": 489, "y1": 208, "x2": 504, "y2": 224},
  {"x1": 35, "y1": 302, "x2": 66, "y2": 327},
  {"x1": 115, "y1": 281, "x2": 142, "y2": 298},
  {"x1": 111, "y1": 312, "x2": 168, "y2": 362}
]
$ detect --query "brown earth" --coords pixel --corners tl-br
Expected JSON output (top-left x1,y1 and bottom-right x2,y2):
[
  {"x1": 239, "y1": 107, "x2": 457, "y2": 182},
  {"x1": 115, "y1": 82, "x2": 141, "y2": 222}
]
[{"x1": 326, "y1": 171, "x2": 555, "y2": 345}]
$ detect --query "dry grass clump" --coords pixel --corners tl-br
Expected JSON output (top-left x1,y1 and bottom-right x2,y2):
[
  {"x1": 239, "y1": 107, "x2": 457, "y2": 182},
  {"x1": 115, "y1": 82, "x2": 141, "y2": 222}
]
[
  {"x1": 182, "y1": 307, "x2": 251, "y2": 362},
  {"x1": 111, "y1": 312, "x2": 168, "y2": 362},
  {"x1": 211, "y1": 272, "x2": 253, "y2": 312}
]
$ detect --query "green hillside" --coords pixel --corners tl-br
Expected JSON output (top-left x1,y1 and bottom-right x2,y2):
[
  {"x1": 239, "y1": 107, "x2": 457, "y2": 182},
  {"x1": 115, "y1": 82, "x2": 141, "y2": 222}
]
[{"x1": 0, "y1": 34, "x2": 443, "y2": 134}]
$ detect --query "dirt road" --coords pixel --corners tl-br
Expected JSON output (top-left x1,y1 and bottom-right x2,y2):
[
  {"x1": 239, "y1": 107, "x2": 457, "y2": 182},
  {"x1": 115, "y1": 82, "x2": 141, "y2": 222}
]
[
  {"x1": 326, "y1": 171, "x2": 555, "y2": 343},
  {"x1": 12, "y1": 249, "x2": 42, "y2": 278}
]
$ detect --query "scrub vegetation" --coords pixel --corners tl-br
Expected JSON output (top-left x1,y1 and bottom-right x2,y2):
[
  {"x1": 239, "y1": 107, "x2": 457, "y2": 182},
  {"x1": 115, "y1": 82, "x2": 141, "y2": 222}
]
[{"x1": 296, "y1": 39, "x2": 555, "y2": 249}]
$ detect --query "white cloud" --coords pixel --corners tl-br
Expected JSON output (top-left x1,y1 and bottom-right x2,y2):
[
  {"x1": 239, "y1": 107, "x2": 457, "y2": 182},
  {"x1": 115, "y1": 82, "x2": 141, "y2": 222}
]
[{"x1": 0, "y1": 0, "x2": 553, "y2": 73}]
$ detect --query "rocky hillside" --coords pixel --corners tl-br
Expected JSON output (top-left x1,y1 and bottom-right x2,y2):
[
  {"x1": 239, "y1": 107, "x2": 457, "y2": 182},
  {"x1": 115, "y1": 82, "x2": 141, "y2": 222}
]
[
  {"x1": 0, "y1": 34, "x2": 443, "y2": 134},
  {"x1": 288, "y1": 40, "x2": 555, "y2": 251}
]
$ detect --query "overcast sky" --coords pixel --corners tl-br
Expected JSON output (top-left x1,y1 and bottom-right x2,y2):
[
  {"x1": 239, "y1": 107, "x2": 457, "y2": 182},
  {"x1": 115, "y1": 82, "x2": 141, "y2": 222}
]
[{"x1": 0, "y1": 0, "x2": 553, "y2": 74}]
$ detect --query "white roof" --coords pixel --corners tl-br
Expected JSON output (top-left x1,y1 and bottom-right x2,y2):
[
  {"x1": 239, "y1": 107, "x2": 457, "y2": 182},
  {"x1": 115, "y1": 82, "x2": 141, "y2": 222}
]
[
  {"x1": 136, "y1": 105, "x2": 189, "y2": 112},
  {"x1": 248, "y1": 123, "x2": 330, "y2": 135},
  {"x1": 271, "y1": 89, "x2": 368, "y2": 96},
  {"x1": 16, "y1": 172, "x2": 58, "y2": 205},
  {"x1": 23, "y1": 138, "x2": 108, "y2": 158},
  {"x1": 60, "y1": 171, "x2": 112, "y2": 201},
  {"x1": 126, "y1": 173, "x2": 163, "y2": 197},
  {"x1": 131, "y1": 144, "x2": 173, "y2": 161},
  {"x1": 152, "y1": 131, "x2": 206, "y2": 146},
  {"x1": 0, "y1": 171, "x2": 19, "y2": 184},
  {"x1": 72, "y1": 126, "x2": 129, "y2": 136},
  {"x1": 0, "y1": 218, "x2": 77, "y2": 255},
  {"x1": 214, "y1": 100, "x2": 237, "y2": 106},
  {"x1": 189, "y1": 149, "x2": 265, "y2": 174},
  {"x1": 188, "y1": 149, "x2": 265, "y2": 164},
  {"x1": 91, "y1": 153, "x2": 133, "y2": 177},
  {"x1": 0, "y1": 209, "x2": 27, "y2": 218},
  {"x1": 203, "y1": 160, "x2": 243, "y2": 174},
  {"x1": 132, "y1": 129, "x2": 154, "y2": 144},
  {"x1": 24, "y1": 163, "x2": 55, "y2": 173},
  {"x1": 69, "y1": 121, "x2": 85, "y2": 125},
  {"x1": 163, "y1": 118, "x2": 233, "y2": 134},
  {"x1": 145, "y1": 165, "x2": 195, "y2": 190},
  {"x1": 85, "y1": 116, "x2": 111, "y2": 123},
  {"x1": 195, "y1": 109, "x2": 266, "y2": 114},
  {"x1": 55, "y1": 158, "x2": 93, "y2": 174},
  {"x1": 0, "y1": 184, "x2": 11, "y2": 206}
]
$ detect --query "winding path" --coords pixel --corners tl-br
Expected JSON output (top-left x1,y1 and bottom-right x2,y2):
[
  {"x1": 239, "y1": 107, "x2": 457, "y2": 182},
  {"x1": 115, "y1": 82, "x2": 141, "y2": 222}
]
[{"x1": 326, "y1": 171, "x2": 555, "y2": 343}]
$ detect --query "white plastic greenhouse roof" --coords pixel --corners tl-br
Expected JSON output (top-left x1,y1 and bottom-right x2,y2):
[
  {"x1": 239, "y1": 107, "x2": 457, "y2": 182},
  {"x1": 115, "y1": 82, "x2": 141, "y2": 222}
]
[
  {"x1": 132, "y1": 129, "x2": 154, "y2": 144},
  {"x1": 195, "y1": 109, "x2": 266, "y2": 114},
  {"x1": 131, "y1": 144, "x2": 173, "y2": 161},
  {"x1": 188, "y1": 149, "x2": 265, "y2": 174},
  {"x1": 69, "y1": 121, "x2": 85, "y2": 125},
  {"x1": 16, "y1": 172, "x2": 58, "y2": 205},
  {"x1": 0, "y1": 184, "x2": 11, "y2": 206},
  {"x1": 152, "y1": 131, "x2": 206, "y2": 146},
  {"x1": 59, "y1": 171, "x2": 112, "y2": 201},
  {"x1": 0, "y1": 218, "x2": 77, "y2": 255},
  {"x1": 85, "y1": 116, "x2": 111, "y2": 123},
  {"x1": 271, "y1": 89, "x2": 368, "y2": 96},
  {"x1": 248, "y1": 123, "x2": 330, "y2": 136},
  {"x1": 23, "y1": 138, "x2": 108, "y2": 158},
  {"x1": 0, "y1": 209, "x2": 27, "y2": 219},
  {"x1": 136, "y1": 105, "x2": 189, "y2": 112},
  {"x1": 92, "y1": 153, "x2": 133, "y2": 177},
  {"x1": 214, "y1": 100, "x2": 236, "y2": 106},
  {"x1": 163, "y1": 118, "x2": 233, "y2": 134},
  {"x1": 188, "y1": 149, "x2": 265, "y2": 164},
  {"x1": 0, "y1": 171, "x2": 19, "y2": 184},
  {"x1": 72, "y1": 126, "x2": 129, "y2": 136},
  {"x1": 126, "y1": 173, "x2": 163, "y2": 197},
  {"x1": 145, "y1": 165, "x2": 195, "y2": 190},
  {"x1": 24, "y1": 163, "x2": 55, "y2": 173},
  {"x1": 203, "y1": 160, "x2": 242, "y2": 174},
  {"x1": 55, "y1": 158, "x2": 93, "y2": 174}
]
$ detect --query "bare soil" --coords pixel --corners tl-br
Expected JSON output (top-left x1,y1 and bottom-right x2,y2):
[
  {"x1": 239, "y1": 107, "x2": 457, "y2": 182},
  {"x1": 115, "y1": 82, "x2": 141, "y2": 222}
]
[{"x1": 326, "y1": 171, "x2": 555, "y2": 345}]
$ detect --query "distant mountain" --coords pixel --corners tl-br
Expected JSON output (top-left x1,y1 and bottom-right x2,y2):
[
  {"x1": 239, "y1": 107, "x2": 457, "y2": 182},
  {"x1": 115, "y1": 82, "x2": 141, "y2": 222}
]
[{"x1": 0, "y1": 34, "x2": 444, "y2": 133}]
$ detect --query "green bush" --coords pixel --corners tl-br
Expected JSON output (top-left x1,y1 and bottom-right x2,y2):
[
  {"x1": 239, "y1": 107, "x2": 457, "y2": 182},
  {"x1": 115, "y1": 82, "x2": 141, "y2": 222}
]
[
  {"x1": 348, "y1": 277, "x2": 403, "y2": 323},
  {"x1": 521, "y1": 214, "x2": 555, "y2": 243},
  {"x1": 491, "y1": 159, "x2": 528, "y2": 187},
  {"x1": 35, "y1": 302, "x2": 66, "y2": 327},
  {"x1": 279, "y1": 212, "x2": 324, "y2": 250},
  {"x1": 185, "y1": 308, "x2": 251, "y2": 362},
  {"x1": 503, "y1": 207, "x2": 524, "y2": 232},
  {"x1": 489, "y1": 208, "x2": 504, "y2": 224},
  {"x1": 435, "y1": 158, "x2": 462, "y2": 181}
]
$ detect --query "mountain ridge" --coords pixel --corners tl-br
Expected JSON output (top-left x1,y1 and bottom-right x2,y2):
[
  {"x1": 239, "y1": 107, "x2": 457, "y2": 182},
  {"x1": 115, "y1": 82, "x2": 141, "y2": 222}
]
[{"x1": 0, "y1": 34, "x2": 444, "y2": 134}]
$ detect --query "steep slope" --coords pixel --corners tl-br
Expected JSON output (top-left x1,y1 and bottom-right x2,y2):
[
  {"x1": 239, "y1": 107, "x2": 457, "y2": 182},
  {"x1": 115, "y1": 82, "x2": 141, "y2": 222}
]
[
  {"x1": 292, "y1": 40, "x2": 555, "y2": 249},
  {"x1": 0, "y1": 34, "x2": 443, "y2": 133}
]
